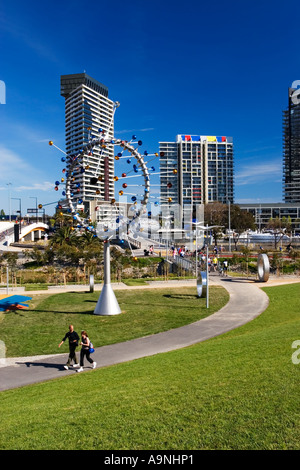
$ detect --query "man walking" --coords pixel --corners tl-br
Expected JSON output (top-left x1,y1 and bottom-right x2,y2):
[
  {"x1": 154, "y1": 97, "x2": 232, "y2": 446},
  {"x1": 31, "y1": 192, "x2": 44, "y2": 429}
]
[{"x1": 59, "y1": 324, "x2": 80, "y2": 370}]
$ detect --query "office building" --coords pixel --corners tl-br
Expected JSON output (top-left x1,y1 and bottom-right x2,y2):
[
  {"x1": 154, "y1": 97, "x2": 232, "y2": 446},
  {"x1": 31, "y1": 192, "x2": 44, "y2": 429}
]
[
  {"x1": 239, "y1": 202, "x2": 300, "y2": 232},
  {"x1": 60, "y1": 73, "x2": 115, "y2": 203},
  {"x1": 159, "y1": 134, "x2": 234, "y2": 211},
  {"x1": 283, "y1": 87, "x2": 300, "y2": 203}
]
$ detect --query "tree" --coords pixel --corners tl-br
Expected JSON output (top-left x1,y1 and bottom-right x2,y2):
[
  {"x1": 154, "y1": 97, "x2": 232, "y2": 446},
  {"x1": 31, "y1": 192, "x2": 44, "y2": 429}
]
[
  {"x1": 78, "y1": 231, "x2": 100, "y2": 248},
  {"x1": 0, "y1": 252, "x2": 18, "y2": 268},
  {"x1": 204, "y1": 202, "x2": 227, "y2": 245},
  {"x1": 230, "y1": 206, "x2": 256, "y2": 250},
  {"x1": 50, "y1": 226, "x2": 77, "y2": 247},
  {"x1": 24, "y1": 247, "x2": 48, "y2": 266},
  {"x1": 266, "y1": 217, "x2": 290, "y2": 250},
  {"x1": 0, "y1": 252, "x2": 18, "y2": 286},
  {"x1": 78, "y1": 232, "x2": 103, "y2": 267}
]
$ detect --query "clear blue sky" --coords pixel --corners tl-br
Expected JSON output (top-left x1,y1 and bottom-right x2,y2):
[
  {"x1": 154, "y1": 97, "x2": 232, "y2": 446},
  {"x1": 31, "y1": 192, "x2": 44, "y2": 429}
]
[{"x1": 0, "y1": 0, "x2": 299, "y2": 216}]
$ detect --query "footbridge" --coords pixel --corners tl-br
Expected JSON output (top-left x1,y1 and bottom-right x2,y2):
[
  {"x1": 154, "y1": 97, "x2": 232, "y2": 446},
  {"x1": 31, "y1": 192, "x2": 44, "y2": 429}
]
[{"x1": 0, "y1": 222, "x2": 49, "y2": 247}]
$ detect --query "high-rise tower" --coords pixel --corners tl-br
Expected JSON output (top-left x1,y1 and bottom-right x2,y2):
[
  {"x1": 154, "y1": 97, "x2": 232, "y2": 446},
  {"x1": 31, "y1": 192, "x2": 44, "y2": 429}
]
[
  {"x1": 159, "y1": 134, "x2": 234, "y2": 211},
  {"x1": 283, "y1": 87, "x2": 300, "y2": 203},
  {"x1": 60, "y1": 73, "x2": 115, "y2": 203}
]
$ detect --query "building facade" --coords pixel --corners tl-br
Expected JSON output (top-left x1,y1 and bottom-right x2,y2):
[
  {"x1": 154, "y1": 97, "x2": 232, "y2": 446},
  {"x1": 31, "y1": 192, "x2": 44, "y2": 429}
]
[
  {"x1": 283, "y1": 87, "x2": 300, "y2": 203},
  {"x1": 159, "y1": 135, "x2": 234, "y2": 210},
  {"x1": 239, "y1": 202, "x2": 300, "y2": 232},
  {"x1": 60, "y1": 73, "x2": 115, "y2": 204}
]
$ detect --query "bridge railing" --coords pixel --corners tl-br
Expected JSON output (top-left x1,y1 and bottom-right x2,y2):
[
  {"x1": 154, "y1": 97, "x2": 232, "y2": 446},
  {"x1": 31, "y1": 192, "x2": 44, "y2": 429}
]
[{"x1": 174, "y1": 255, "x2": 196, "y2": 274}]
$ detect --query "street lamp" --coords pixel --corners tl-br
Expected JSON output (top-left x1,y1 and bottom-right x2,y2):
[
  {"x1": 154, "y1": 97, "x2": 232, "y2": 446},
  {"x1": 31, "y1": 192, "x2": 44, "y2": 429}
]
[
  {"x1": 11, "y1": 198, "x2": 22, "y2": 234},
  {"x1": 193, "y1": 224, "x2": 223, "y2": 309},
  {"x1": 6, "y1": 183, "x2": 12, "y2": 222},
  {"x1": 161, "y1": 214, "x2": 173, "y2": 263},
  {"x1": 29, "y1": 196, "x2": 38, "y2": 223},
  {"x1": 192, "y1": 221, "x2": 205, "y2": 280},
  {"x1": 228, "y1": 199, "x2": 231, "y2": 253}
]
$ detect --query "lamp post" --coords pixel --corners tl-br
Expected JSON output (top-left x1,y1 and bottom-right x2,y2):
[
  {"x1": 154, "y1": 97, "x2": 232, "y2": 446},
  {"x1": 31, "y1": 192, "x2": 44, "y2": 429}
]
[
  {"x1": 11, "y1": 197, "x2": 22, "y2": 234},
  {"x1": 193, "y1": 221, "x2": 205, "y2": 280},
  {"x1": 193, "y1": 223, "x2": 223, "y2": 309},
  {"x1": 6, "y1": 183, "x2": 11, "y2": 222},
  {"x1": 161, "y1": 214, "x2": 172, "y2": 263},
  {"x1": 228, "y1": 199, "x2": 231, "y2": 253},
  {"x1": 29, "y1": 197, "x2": 38, "y2": 223}
]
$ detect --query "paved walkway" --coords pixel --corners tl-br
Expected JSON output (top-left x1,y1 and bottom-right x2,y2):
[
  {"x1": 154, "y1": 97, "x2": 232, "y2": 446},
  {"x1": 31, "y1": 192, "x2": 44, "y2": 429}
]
[{"x1": 0, "y1": 276, "x2": 276, "y2": 391}]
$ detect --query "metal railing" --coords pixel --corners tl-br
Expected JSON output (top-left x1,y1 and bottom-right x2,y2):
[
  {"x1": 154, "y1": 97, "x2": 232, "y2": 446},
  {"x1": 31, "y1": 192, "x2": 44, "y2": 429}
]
[{"x1": 174, "y1": 255, "x2": 196, "y2": 274}]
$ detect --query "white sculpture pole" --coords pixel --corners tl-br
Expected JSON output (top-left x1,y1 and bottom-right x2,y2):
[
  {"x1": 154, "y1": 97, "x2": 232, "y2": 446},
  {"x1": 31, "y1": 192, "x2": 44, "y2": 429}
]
[{"x1": 94, "y1": 240, "x2": 122, "y2": 316}]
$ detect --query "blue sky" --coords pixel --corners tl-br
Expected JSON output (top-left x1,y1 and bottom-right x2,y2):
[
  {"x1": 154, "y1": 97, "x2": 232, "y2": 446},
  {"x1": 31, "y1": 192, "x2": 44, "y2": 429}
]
[{"x1": 0, "y1": 0, "x2": 299, "y2": 216}]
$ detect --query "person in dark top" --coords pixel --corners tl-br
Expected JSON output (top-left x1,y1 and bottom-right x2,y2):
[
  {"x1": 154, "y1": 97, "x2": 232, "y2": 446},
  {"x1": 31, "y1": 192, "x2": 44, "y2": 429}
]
[
  {"x1": 58, "y1": 324, "x2": 80, "y2": 370},
  {"x1": 77, "y1": 330, "x2": 96, "y2": 373}
]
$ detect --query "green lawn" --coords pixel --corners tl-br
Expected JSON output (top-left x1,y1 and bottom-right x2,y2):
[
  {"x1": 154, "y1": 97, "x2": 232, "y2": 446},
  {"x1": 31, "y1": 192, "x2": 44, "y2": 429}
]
[
  {"x1": 0, "y1": 283, "x2": 300, "y2": 450},
  {"x1": 0, "y1": 286, "x2": 228, "y2": 357}
]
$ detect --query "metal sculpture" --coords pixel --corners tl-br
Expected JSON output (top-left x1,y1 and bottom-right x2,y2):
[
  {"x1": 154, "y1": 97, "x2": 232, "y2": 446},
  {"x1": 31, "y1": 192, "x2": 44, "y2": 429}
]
[
  {"x1": 49, "y1": 102, "x2": 154, "y2": 315},
  {"x1": 197, "y1": 271, "x2": 207, "y2": 298},
  {"x1": 94, "y1": 239, "x2": 122, "y2": 315},
  {"x1": 257, "y1": 253, "x2": 270, "y2": 282}
]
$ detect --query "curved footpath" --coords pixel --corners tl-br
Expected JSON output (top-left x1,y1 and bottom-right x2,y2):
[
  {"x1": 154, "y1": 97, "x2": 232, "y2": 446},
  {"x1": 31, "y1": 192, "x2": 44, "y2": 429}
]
[{"x1": 0, "y1": 275, "x2": 284, "y2": 392}]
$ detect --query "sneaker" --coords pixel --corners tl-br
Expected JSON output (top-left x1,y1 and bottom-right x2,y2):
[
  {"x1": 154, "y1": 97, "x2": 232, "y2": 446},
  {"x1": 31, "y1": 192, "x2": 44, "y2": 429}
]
[
  {"x1": 77, "y1": 367, "x2": 83, "y2": 373},
  {"x1": 63, "y1": 365, "x2": 69, "y2": 370},
  {"x1": 73, "y1": 363, "x2": 80, "y2": 369},
  {"x1": 92, "y1": 362, "x2": 97, "y2": 369}
]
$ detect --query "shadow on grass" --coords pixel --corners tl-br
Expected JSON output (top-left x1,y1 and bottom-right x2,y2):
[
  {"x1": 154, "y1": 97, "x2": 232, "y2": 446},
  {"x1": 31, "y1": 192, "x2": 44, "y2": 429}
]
[
  {"x1": 25, "y1": 309, "x2": 96, "y2": 315},
  {"x1": 3, "y1": 311, "x2": 26, "y2": 317},
  {"x1": 163, "y1": 294, "x2": 199, "y2": 300}
]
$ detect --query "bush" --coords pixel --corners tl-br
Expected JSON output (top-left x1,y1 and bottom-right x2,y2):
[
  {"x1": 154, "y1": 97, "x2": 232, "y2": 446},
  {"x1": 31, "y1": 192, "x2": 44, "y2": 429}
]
[
  {"x1": 282, "y1": 261, "x2": 300, "y2": 274},
  {"x1": 24, "y1": 275, "x2": 47, "y2": 284},
  {"x1": 19, "y1": 271, "x2": 48, "y2": 284}
]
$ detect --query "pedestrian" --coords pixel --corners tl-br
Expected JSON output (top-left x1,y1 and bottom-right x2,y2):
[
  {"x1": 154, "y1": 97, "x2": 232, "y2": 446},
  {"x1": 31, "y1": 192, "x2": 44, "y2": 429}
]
[
  {"x1": 77, "y1": 330, "x2": 97, "y2": 373},
  {"x1": 58, "y1": 324, "x2": 80, "y2": 370},
  {"x1": 223, "y1": 260, "x2": 228, "y2": 276}
]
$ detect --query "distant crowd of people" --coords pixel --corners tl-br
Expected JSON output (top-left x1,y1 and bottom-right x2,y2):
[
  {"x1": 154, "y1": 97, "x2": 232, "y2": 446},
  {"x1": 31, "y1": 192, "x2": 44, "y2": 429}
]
[
  {"x1": 146, "y1": 243, "x2": 230, "y2": 276},
  {"x1": 167, "y1": 244, "x2": 226, "y2": 259}
]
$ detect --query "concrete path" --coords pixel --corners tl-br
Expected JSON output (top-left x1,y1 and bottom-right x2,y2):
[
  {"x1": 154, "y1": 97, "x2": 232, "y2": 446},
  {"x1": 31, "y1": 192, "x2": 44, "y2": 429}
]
[{"x1": 0, "y1": 276, "x2": 271, "y2": 391}]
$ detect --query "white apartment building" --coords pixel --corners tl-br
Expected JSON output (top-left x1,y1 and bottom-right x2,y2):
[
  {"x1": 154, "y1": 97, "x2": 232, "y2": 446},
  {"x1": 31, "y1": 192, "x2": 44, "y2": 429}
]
[
  {"x1": 60, "y1": 73, "x2": 115, "y2": 203},
  {"x1": 159, "y1": 135, "x2": 234, "y2": 211}
]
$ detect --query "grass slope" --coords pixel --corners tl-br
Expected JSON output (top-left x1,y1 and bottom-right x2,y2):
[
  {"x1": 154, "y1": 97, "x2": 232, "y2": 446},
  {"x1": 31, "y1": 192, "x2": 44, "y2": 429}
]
[
  {"x1": 0, "y1": 283, "x2": 299, "y2": 450},
  {"x1": 0, "y1": 286, "x2": 228, "y2": 357}
]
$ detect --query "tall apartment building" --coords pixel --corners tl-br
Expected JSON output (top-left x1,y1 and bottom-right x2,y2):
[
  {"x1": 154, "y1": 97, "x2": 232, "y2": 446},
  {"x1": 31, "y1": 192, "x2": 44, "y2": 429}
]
[
  {"x1": 283, "y1": 87, "x2": 300, "y2": 203},
  {"x1": 159, "y1": 135, "x2": 234, "y2": 212},
  {"x1": 60, "y1": 73, "x2": 115, "y2": 203}
]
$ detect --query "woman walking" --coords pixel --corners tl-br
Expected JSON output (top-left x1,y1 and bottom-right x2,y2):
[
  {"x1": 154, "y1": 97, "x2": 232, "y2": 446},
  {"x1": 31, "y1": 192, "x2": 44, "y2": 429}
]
[{"x1": 77, "y1": 330, "x2": 97, "y2": 373}]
